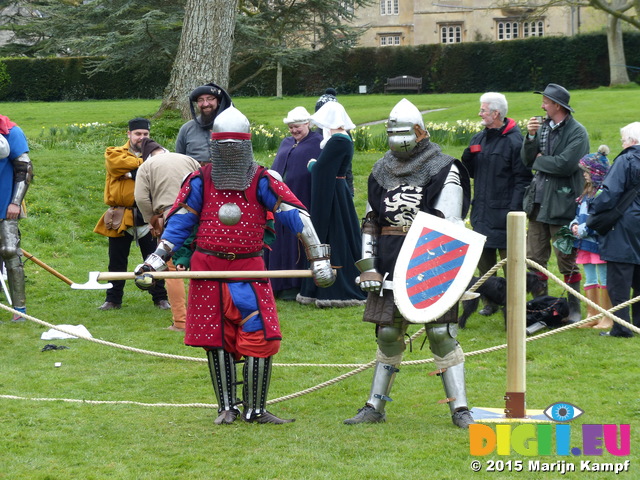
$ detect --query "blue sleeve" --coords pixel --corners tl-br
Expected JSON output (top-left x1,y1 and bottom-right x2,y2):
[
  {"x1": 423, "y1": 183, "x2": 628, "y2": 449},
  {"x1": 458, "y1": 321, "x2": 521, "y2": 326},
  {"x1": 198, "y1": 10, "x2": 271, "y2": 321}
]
[
  {"x1": 163, "y1": 176, "x2": 203, "y2": 250},
  {"x1": 257, "y1": 177, "x2": 304, "y2": 234},
  {"x1": 7, "y1": 126, "x2": 29, "y2": 159}
]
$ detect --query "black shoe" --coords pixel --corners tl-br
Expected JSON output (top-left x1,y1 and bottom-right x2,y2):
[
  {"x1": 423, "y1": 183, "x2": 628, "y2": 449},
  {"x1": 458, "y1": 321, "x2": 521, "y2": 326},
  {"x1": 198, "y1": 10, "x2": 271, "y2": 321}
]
[
  {"x1": 155, "y1": 300, "x2": 171, "y2": 310},
  {"x1": 600, "y1": 331, "x2": 633, "y2": 338},
  {"x1": 214, "y1": 409, "x2": 240, "y2": 425},
  {"x1": 243, "y1": 410, "x2": 295, "y2": 424},
  {"x1": 478, "y1": 304, "x2": 499, "y2": 316},
  {"x1": 452, "y1": 409, "x2": 475, "y2": 428},
  {"x1": 343, "y1": 405, "x2": 386, "y2": 425},
  {"x1": 98, "y1": 301, "x2": 121, "y2": 311}
]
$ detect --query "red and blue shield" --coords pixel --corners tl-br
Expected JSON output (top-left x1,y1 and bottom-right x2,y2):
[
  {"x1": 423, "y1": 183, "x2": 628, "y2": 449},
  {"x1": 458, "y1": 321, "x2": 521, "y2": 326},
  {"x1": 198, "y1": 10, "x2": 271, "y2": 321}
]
[{"x1": 393, "y1": 212, "x2": 485, "y2": 323}]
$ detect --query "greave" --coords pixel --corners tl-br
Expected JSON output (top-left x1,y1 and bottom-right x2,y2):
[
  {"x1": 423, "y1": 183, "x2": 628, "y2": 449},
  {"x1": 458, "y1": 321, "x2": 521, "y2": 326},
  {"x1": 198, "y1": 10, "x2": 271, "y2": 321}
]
[
  {"x1": 439, "y1": 363, "x2": 469, "y2": 414},
  {"x1": 366, "y1": 361, "x2": 399, "y2": 413},
  {"x1": 243, "y1": 356, "x2": 272, "y2": 420},
  {"x1": 5, "y1": 255, "x2": 26, "y2": 309},
  {"x1": 206, "y1": 349, "x2": 239, "y2": 413}
]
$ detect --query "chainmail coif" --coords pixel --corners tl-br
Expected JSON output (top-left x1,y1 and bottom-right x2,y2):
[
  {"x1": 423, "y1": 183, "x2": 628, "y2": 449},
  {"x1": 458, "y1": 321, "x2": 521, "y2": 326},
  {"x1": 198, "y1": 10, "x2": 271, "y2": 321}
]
[
  {"x1": 372, "y1": 139, "x2": 455, "y2": 190},
  {"x1": 210, "y1": 140, "x2": 259, "y2": 191}
]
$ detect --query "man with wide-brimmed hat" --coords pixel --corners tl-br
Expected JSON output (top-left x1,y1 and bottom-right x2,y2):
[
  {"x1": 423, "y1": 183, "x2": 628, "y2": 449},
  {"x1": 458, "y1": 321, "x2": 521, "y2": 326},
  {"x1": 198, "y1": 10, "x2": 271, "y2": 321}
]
[{"x1": 521, "y1": 83, "x2": 589, "y2": 322}]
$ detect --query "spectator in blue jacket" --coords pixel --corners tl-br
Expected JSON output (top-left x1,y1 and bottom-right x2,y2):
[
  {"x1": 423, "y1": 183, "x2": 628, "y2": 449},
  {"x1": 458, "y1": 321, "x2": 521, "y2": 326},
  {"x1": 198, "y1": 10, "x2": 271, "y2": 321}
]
[{"x1": 590, "y1": 122, "x2": 640, "y2": 338}]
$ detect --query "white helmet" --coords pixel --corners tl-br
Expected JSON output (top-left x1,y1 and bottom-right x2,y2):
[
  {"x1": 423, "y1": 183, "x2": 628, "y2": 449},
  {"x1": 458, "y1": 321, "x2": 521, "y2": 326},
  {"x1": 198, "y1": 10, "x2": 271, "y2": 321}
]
[
  {"x1": 212, "y1": 106, "x2": 251, "y2": 142},
  {"x1": 386, "y1": 98, "x2": 425, "y2": 158}
]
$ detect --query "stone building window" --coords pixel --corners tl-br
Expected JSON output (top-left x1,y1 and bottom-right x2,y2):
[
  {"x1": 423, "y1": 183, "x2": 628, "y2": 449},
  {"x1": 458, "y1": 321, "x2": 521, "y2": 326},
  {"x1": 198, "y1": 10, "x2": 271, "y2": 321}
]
[
  {"x1": 497, "y1": 19, "x2": 545, "y2": 40},
  {"x1": 380, "y1": 35, "x2": 401, "y2": 46},
  {"x1": 380, "y1": 0, "x2": 399, "y2": 16},
  {"x1": 440, "y1": 24, "x2": 462, "y2": 44}
]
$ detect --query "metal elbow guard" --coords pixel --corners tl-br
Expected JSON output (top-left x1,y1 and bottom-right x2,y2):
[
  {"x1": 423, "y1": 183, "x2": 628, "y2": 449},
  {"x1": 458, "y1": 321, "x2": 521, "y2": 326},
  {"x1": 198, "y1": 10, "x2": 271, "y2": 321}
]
[
  {"x1": 434, "y1": 164, "x2": 463, "y2": 223},
  {"x1": 11, "y1": 154, "x2": 33, "y2": 206}
]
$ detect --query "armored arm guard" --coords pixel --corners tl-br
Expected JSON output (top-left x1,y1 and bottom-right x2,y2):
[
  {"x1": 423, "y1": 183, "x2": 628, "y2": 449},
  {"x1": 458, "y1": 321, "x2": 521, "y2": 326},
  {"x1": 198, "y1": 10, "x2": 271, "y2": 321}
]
[
  {"x1": 277, "y1": 202, "x2": 335, "y2": 287},
  {"x1": 434, "y1": 163, "x2": 465, "y2": 227},
  {"x1": 356, "y1": 203, "x2": 382, "y2": 292},
  {"x1": 11, "y1": 153, "x2": 33, "y2": 206},
  {"x1": 297, "y1": 210, "x2": 336, "y2": 288}
]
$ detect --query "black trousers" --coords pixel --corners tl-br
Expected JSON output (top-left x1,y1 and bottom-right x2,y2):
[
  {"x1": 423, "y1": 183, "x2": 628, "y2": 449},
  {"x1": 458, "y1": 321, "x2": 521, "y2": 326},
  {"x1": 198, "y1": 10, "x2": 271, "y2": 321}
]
[
  {"x1": 606, "y1": 261, "x2": 640, "y2": 337},
  {"x1": 104, "y1": 230, "x2": 167, "y2": 305}
]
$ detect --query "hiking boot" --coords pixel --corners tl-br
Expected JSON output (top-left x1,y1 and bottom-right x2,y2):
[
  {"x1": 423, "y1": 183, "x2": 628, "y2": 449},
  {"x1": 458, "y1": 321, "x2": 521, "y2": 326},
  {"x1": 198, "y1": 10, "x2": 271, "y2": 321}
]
[
  {"x1": 166, "y1": 324, "x2": 185, "y2": 332},
  {"x1": 452, "y1": 409, "x2": 475, "y2": 429},
  {"x1": 243, "y1": 410, "x2": 295, "y2": 424},
  {"x1": 214, "y1": 409, "x2": 240, "y2": 425},
  {"x1": 343, "y1": 405, "x2": 386, "y2": 425},
  {"x1": 98, "y1": 301, "x2": 121, "y2": 311}
]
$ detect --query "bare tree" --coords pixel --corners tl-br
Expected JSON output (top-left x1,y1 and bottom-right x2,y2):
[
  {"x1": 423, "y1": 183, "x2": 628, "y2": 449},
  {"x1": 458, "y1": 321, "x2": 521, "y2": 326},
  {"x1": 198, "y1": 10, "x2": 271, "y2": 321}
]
[
  {"x1": 156, "y1": 0, "x2": 238, "y2": 118},
  {"x1": 501, "y1": 0, "x2": 636, "y2": 86}
]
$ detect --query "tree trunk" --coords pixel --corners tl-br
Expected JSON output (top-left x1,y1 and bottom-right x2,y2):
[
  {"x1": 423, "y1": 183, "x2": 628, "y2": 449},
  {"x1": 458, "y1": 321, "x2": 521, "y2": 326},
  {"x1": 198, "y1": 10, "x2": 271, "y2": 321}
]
[
  {"x1": 606, "y1": 7, "x2": 630, "y2": 85},
  {"x1": 156, "y1": 0, "x2": 238, "y2": 119},
  {"x1": 276, "y1": 61, "x2": 283, "y2": 98}
]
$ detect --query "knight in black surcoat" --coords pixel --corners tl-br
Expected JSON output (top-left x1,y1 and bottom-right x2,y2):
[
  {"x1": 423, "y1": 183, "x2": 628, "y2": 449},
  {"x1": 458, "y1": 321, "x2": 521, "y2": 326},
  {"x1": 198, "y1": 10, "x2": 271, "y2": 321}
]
[{"x1": 343, "y1": 99, "x2": 475, "y2": 428}]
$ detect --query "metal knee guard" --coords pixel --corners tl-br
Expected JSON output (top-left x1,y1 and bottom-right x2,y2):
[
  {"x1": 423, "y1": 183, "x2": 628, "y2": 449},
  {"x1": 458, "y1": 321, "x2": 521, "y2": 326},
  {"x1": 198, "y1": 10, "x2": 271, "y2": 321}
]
[
  {"x1": 366, "y1": 361, "x2": 399, "y2": 413},
  {"x1": 0, "y1": 220, "x2": 25, "y2": 309},
  {"x1": 206, "y1": 349, "x2": 240, "y2": 413},
  {"x1": 425, "y1": 323, "x2": 459, "y2": 359},
  {"x1": 376, "y1": 323, "x2": 406, "y2": 358},
  {"x1": 242, "y1": 356, "x2": 272, "y2": 420}
]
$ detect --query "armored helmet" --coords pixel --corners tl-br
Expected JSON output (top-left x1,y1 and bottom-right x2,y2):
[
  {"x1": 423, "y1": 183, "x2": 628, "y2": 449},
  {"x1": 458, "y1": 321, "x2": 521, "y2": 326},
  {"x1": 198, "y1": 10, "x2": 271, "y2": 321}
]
[
  {"x1": 386, "y1": 98, "x2": 425, "y2": 158},
  {"x1": 210, "y1": 106, "x2": 257, "y2": 191}
]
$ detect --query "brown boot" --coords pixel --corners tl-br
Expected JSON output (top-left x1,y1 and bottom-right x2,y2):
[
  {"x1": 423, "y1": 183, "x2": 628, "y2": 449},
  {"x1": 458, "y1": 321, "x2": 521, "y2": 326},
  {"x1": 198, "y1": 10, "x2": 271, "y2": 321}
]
[
  {"x1": 593, "y1": 287, "x2": 614, "y2": 329},
  {"x1": 578, "y1": 287, "x2": 600, "y2": 328}
]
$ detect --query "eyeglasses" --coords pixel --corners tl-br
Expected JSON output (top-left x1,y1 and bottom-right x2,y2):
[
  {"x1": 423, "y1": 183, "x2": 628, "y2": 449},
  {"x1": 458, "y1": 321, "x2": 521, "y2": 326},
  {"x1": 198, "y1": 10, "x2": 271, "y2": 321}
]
[{"x1": 479, "y1": 109, "x2": 495, "y2": 114}]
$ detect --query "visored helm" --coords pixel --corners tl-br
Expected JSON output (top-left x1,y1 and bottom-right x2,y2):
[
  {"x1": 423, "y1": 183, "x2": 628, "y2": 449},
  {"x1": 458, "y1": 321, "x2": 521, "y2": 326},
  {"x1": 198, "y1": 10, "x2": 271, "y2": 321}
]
[{"x1": 386, "y1": 98, "x2": 425, "y2": 158}]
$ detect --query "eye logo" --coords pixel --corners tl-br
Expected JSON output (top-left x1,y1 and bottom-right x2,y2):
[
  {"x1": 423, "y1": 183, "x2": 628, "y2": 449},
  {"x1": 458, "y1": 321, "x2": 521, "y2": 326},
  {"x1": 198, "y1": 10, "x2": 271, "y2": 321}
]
[{"x1": 543, "y1": 402, "x2": 584, "y2": 422}]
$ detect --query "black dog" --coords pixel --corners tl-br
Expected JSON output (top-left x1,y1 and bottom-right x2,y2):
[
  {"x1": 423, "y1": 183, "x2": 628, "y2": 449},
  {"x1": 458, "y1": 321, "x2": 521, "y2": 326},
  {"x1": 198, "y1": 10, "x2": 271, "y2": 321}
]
[{"x1": 458, "y1": 272, "x2": 545, "y2": 329}]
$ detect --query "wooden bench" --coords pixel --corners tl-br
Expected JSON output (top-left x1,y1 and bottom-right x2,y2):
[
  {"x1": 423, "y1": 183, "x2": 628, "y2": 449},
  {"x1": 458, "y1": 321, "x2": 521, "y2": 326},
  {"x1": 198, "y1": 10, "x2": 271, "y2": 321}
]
[{"x1": 384, "y1": 75, "x2": 422, "y2": 94}]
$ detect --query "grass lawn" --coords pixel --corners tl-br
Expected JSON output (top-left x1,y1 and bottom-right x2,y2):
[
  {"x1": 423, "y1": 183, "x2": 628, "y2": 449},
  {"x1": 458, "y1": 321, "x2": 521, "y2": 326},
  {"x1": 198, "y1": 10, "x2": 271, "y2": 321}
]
[{"x1": 0, "y1": 90, "x2": 639, "y2": 479}]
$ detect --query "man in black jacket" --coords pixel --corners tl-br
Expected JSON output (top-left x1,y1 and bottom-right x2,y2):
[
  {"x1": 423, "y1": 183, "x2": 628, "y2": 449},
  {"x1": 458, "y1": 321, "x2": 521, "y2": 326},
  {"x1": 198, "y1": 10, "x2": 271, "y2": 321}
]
[{"x1": 462, "y1": 92, "x2": 532, "y2": 315}]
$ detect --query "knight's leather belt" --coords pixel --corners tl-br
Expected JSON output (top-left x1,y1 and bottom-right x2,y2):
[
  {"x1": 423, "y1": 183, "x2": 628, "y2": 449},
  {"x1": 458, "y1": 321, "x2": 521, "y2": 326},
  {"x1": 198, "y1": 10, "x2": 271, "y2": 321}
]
[
  {"x1": 381, "y1": 225, "x2": 411, "y2": 236},
  {"x1": 196, "y1": 246, "x2": 263, "y2": 261}
]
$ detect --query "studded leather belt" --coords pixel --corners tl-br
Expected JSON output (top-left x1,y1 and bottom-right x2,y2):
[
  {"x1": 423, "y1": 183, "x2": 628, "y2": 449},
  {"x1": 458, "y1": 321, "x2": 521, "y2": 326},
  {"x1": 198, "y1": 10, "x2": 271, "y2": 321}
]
[{"x1": 195, "y1": 246, "x2": 263, "y2": 261}]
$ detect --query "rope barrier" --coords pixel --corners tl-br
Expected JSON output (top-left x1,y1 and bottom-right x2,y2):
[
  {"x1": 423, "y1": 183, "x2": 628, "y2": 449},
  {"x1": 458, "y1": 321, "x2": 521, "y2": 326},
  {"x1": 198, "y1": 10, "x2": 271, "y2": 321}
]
[{"x1": 3, "y1": 256, "x2": 639, "y2": 408}]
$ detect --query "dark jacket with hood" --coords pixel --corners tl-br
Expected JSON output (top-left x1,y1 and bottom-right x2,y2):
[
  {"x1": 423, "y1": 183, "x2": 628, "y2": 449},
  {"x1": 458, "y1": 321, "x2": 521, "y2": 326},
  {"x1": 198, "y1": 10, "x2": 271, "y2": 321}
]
[{"x1": 462, "y1": 117, "x2": 532, "y2": 248}]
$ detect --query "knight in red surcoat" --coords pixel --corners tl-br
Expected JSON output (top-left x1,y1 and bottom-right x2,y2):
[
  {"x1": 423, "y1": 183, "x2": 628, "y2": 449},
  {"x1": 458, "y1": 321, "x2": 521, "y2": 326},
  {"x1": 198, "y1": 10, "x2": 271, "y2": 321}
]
[{"x1": 135, "y1": 106, "x2": 335, "y2": 425}]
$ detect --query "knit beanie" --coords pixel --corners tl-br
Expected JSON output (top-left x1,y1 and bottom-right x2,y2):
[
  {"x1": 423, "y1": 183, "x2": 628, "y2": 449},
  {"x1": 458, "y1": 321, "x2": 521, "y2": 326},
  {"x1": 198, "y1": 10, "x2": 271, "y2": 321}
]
[
  {"x1": 315, "y1": 88, "x2": 338, "y2": 112},
  {"x1": 579, "y1": 144, "x2": 610, "y2": 187}
]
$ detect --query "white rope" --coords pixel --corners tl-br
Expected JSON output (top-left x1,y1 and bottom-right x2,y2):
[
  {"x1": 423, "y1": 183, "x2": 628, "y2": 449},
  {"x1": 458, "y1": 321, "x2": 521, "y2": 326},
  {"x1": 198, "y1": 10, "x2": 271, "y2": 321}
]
[{"x1": 3, "y1": 257, "x2": 639, "y2": 408}]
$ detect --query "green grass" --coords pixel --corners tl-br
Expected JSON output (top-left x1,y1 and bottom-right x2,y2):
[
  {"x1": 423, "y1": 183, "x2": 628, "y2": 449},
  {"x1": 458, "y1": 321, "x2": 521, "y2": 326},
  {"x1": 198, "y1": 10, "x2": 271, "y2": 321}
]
[{"x1": 1, "y1": 90, "x2": 639, "y2": 479}]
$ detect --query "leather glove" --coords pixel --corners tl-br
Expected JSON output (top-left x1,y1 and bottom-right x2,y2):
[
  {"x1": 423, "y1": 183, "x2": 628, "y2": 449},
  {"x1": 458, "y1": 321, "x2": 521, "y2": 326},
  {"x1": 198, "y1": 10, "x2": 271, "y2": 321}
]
[
  {"x1": 358, "y1": 270, "x2": 382, "y2": 293},
  {"x1": 311, "y1": 259, "x2": 336, "y2": 288},
  {"x1": 134, "y1": 263, "x2": 155, "y2": 291}
]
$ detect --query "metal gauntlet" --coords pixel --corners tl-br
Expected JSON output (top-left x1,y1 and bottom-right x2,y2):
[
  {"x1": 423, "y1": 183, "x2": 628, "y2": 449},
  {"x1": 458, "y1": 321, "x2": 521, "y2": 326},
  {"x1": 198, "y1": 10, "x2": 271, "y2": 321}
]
[{"x1": 135, "y1": 239, "x2": 175, "y2": 275}]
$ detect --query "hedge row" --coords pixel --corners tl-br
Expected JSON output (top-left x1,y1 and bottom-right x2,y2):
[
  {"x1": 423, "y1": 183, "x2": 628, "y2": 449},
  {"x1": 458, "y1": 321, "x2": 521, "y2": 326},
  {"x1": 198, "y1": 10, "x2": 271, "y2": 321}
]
[{"x1": 1, "y1": 32, "x2": 639, "y2": 101}]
